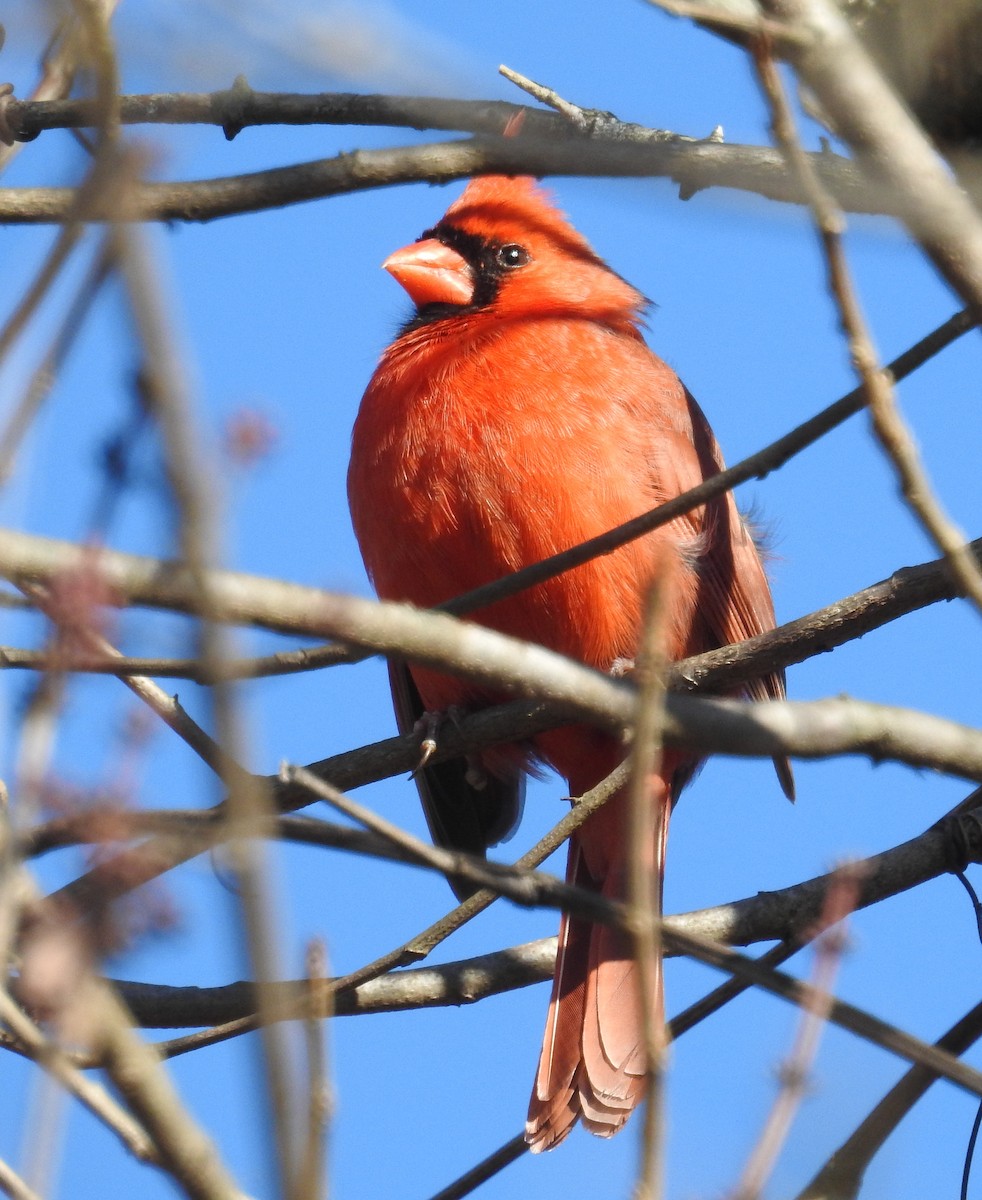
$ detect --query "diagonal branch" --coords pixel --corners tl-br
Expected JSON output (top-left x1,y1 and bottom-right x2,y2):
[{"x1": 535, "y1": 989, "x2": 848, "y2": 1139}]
[
  {"x1": 101, "y1": 790, "x2": 982, "y2": 1030},
  {"x1": 761, "y1": 0, "x2": 982, "y2": 316},
  {"x1": 0, "y1": 308, "x2": 973, "y2": 653}
]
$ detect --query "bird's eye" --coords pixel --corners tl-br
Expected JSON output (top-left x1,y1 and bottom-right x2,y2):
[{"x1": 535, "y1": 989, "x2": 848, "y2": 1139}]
[{"x1": 495, "y1": 244, "x2": 531, "y2": 269}]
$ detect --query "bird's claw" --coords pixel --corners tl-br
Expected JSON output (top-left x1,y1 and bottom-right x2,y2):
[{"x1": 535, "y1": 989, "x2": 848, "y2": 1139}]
[
  {"x1": 410, "y1": 706, "x2": 471, "y2": 776},
  {"x1": 416, "y1": 734, "x2": 437, "y2": 773},
  {"x1": 411, "y1": 710, "x2": 442, "y2": 777}
]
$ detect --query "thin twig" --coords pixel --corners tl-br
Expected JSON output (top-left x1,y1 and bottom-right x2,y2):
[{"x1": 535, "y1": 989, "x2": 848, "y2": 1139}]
[
  {"x1": 662, "y1": 922, "x2": 982, "y2": 1098},
  {"x1": 133, "y1": 900, "x2": 982, "y2": 1101},
  {"x1": 110, "y1": 180, "x2": 297, "y2": 1196},
  {"x1": 0, "y1": 242, "x2": 112, "y2": 485},
  {"x1": 797, "y1": 995, "x2": 982, "y2": 1200},
  {"x1": 627, "y1": 584, "x2": 670, "y2": 1200},
  {"x1": 0, "y1": 1157, "x2": 43, "y2": 1200},
  {"x1": 426, "y1": 1135, "x2": 528, "y2": 1200},
  {"x1": 42, "y1": 669, "x2": 982, "y2": 923},
  {"x1": 424, "y1": 936, "x2": 812, "y2": 1200},
  {"x1": 296, "y1": 940, "x2": 329, "y2": 1200},
  {"x1": 17, "y1": 583, "x2": 245, "y2": 783},
  {"x1": 281, "y1": 764, "x2": 607, "y2": 912},
  {"x1": 81, "y1": 787, "x2": 982, "y2": 1032},
  {"x1": 0, "y1": 988, "x2": 157, "y2": 1163},
  {"x1": 498, "y1": 66, "x2": 592, "y2": 129},
  {"x1": 425, "y1": 937, "x2": 810, "y2": 1200},
  {"x1": 140, "y1": 765, "x2": 631, "y2": 1061},
  {"x1": 731, "y1": 867, "x2": 862, "y2": 1200}
]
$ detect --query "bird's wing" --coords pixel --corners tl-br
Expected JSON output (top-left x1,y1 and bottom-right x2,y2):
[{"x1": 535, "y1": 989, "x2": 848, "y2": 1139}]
[
  {"x1": 648, "y1": 387, "x2": 794, "y2": 799},
  {"x1": 388, "y1": 659, "x2": 526, "y2": 899}
]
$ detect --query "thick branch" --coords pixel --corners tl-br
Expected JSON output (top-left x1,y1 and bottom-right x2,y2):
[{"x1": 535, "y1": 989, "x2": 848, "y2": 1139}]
[
  {"x1": 0, "y1": 89, "x2": 681, "y2": 141},
  {"x1": 315, "y1": 591, "x2": 982, "y2": 783},
  {"x1": 0, "y1": 132, "x2": 889, "y2": 226},
  {"x1": 2, "y1": 532, "x2": 980, "y2": 705}
]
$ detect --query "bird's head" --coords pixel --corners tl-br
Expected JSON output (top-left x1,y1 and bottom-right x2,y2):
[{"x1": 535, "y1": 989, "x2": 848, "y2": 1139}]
[{"x1": 383, "y1": 175, "x2": 647, "y2": 329}]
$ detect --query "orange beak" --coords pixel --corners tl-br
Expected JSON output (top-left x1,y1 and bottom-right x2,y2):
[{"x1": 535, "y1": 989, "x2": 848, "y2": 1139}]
[{"x1": 382, "y1": 238, "x2": 475, "y2": 308}]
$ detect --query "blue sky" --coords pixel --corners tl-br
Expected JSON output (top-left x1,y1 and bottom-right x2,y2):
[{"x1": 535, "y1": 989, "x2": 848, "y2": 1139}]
[{"x1": 2, "y1": 2, "x2": 982, "y2": 1198}]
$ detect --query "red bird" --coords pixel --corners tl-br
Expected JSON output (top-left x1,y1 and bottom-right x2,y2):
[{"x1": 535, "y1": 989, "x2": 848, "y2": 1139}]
[{"x1": 348, "y1": 176, "x2": 790, "y2": 1151}]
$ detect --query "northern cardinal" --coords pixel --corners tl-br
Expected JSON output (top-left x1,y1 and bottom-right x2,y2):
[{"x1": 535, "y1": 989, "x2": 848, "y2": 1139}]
[{"x1": 348, "y1": 176, "x2": 791, "y2": 1151}]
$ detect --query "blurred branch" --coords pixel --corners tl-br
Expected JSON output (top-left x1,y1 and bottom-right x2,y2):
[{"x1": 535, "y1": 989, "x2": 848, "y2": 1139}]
[
  {"x1": 18, "y1": 583, "x2": 244, "y2": 782},
  {"x1": 0, "y1": 0, "x2": 122, "y2": 176},
  {"x1": 296, "y1": 939, "x2": 329, "y2": 1200},
  {"x1": 0, "y1": 790, "x2": 239, "y2": 1191},
  {"x1": 0, "y1": 988, "x2": 157, "y2": 1164},
  {"x1": 797, "y1": 997, "x2": 982, "y2": 1200},
  {"x1": 83, "y1": 981, "x2": 250, "y2": 1200},
  {"x1": 2, "y1": 528, "x2": 980, "y2": 722},
  {"x1": 753, "y1": 21, "x2": 982, "y2": 613},
  {"x1": 0, "y1": 1159, "x2": 41, "y2": 1200},
  {"x1": 762, "y1": 0, "x2": 982, "y2": 316},
  {"x1": 732, "y1": 868, "x2": 860, "y2": 1200},
  {"x1": 109, "y1": 138, "x2": 299, "y2": 1195},
  {"x1": 626, "y1": 585, "x2": 670, "y2": 1200},
  {"x1": 0, "y1": 242, "x2": 112, "y2": 486}
]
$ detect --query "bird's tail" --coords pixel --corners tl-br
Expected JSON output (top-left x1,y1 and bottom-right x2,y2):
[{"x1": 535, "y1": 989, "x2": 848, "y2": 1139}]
[{"x1": 525, "y1": 768, "x2": 673, "y2": 1152}]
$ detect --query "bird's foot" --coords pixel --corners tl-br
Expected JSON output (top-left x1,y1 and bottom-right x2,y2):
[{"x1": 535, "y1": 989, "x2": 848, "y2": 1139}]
[
  {"x1": 609, "y1": 657, "x2": 636, "y2": 678},
  {"x1": 410, "y1": 706, "x2": 468, "y2": 776}
]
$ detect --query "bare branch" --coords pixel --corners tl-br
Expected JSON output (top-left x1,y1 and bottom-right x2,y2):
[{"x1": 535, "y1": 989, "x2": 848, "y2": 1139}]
[
  {"x1": 732, "y1": 868, "x2": 861, "y2": 1200},
  {"x1": 0, "y1": 82, "x2": 889, "y2": 224},
  {"x1": 110, "y1": 156, "x2": 298, "y2": 1197},
  {"x1": 626, "y1": 585, "x2": 670, "y2": 1200},
  {"x1": 122, "y1": 918, "x2": 982, "y2": 1103},
  {"x1": 752, "y1": 26, "x2": 982, "y2": 614},
  {"x1": 85, "y1": 981, "x2": 250, "y2": 1200},
  {"x1": 796, "y1": 998, "x2": 982, "y2": 1200},
  {"x1": 425, "y1": 1135, "x2": 528, "y2": 1200},
  {"x1": 0, "y1": 988, "x2": 157, "y2": 1164},
  {"x1": 762, "y1": 0, "x2": 982, "y2": 316},
  {"x1": 0, "y1": 303, "x2": 974, "y2": 668},
  {"x1": 106, "y1": 789, "x2": 982, "y2": 1031},
  {"x1": 309, "y1": 590, "x2": 982, "y2": 783},
  {"x1": 0, "y1": 1157, "x2": 42, "y2": 1200},
  {"x1": 2, "y1": 527, "x2": 980, "y2": 748}
]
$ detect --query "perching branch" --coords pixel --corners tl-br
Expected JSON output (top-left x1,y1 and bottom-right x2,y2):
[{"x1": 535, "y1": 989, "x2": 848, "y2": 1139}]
[{"x1": 0, "y1": 84, "x2": 889, "y2": 225}]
